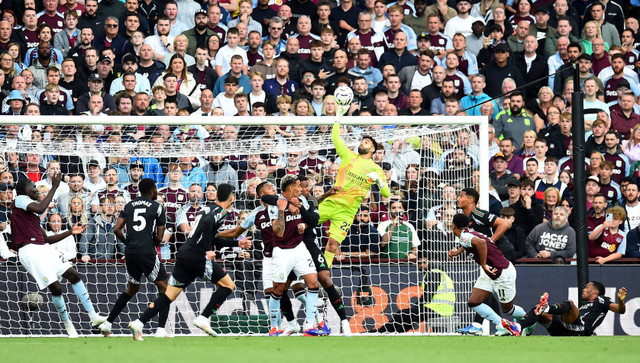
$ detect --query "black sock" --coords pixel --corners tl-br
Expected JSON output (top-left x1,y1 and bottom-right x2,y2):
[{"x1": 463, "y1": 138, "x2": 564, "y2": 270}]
[
  {"x1": 519, "y1": 307, "x2": 539, "y2": 329},
  {"x1": 201, "y1": 287, "x2": 233, "y2": 318},
  {"x1": 158, "y1": 293, "x2": 170, "y2": 328},
  {"x1": 107, "y1": 292, "x2": 132, "y2": 323},
  {"x1": 293, "y1": 289, "x2": 305, "y2": 299},
  {"x1": 141, "y1": 294, "x2": 171, "y2": 324},
  {"x1": 280, "y1": 294, "x2": 295, "y2": 322},
  {"x1": 547, "y1": 301, "x2": 572, "y2": 315},
  {"x1": 325, "y1": 284, "x2": 347, "y2": 321}
]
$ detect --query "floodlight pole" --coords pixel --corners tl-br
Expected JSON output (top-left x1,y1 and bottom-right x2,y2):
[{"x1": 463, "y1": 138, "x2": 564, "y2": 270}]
[{"x1": 571, "y1": 63, "x2": 588, "y2": 306}]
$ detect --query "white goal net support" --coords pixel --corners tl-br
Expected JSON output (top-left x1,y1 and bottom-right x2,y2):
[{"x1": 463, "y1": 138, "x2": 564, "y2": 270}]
[{"x1": 0, "y1": 115, "x2": 488, "y2": 336}]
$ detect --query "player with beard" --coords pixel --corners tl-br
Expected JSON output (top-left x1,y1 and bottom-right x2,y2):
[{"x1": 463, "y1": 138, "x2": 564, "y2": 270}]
[
  {"x1": 319, "y1": 121, "x2": 390, "y2": 268},
  {"x1": 123, "y1": 160, "x2": 144, "y2": 199},
  {"x1": 128, "y1": 184, "x2": 251, "y2": 340},
  {"x1": 503, "y1": 282, "x2": 627, "y2": 336}
]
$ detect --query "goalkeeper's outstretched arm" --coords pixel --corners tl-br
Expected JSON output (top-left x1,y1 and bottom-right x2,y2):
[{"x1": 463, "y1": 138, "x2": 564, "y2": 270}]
[
  {"x1": 368, "y1": 169, "x2": 391, "y2": 198},
  {"x1": 332, "y1": 121, "x2": 352, "y2": 160}
]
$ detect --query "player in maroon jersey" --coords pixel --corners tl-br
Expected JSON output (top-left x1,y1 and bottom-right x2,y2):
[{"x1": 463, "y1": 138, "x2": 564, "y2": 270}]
[
  {"x1": 12, "y1": 175, "x2": 105, "y2": 337},
  {"x1": 449, "y1": 213, "x2": 527, "y2": 336}
]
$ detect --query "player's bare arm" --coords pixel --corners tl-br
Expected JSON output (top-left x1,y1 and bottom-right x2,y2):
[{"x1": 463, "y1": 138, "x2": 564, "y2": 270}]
[
  {"x1": 217, "y1": 225, "x2": 247, "y2": 239},
  {"x1": 113, "y1": 216, "x2": 126, "y2": 243},
  {"x1": 447, "y1": 247, "x2": 465, "y2": 259},
  {"x1": 490, "y1": 217, "x2": 509, "y2": 242},
  {"x1": 471, "y1": 236, "x2": 496, "y2": 276},
  {"x1": 317, "y1": 186, "x2": 342, "y2": 204},
  {"x1": 609, "y1": 287, "x2": 627, "y2": 314},
  {"x1": 273, "y1": 198, "x2": 287, "y2": 238},
  {"x1": 41, "y1": 223, "x2": 86, "y2": 244},
  {"x1": 26, "y1": 172, "x2": 61, "y2": 214}
]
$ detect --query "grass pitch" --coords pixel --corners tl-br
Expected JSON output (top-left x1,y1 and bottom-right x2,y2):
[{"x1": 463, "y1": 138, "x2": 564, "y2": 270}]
[{"x1": 1, "y1": 335, "x2": 638, "y2": 363}]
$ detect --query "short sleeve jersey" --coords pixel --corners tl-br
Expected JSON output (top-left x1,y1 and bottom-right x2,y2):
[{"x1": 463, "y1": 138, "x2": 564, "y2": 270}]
[
  {"x1": 177, "y1": 203, "x2": 228, "y2": 259},
  {"x1": 120, "y1": 196, "x2": 166, "y2": 255},
  {"x1": 579, "y1": 295, "x2": 612, "y2": 336},
  {"x1": 10, "y1": 195, "x2": 45, "y2": 249},
  {"x1": 459, "y1": 228, "x2": 510, "y2": 279}
]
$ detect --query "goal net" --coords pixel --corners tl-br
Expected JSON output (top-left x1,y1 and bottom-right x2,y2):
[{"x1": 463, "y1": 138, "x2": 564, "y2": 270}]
[{"x1": 0, "y1": 115, "x2": 487, "y2": 336}]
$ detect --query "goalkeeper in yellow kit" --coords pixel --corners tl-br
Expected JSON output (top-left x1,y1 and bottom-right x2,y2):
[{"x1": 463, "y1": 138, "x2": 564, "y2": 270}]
[{"x1": 319, "y1": 121, "x2": 390, "y2": 267}]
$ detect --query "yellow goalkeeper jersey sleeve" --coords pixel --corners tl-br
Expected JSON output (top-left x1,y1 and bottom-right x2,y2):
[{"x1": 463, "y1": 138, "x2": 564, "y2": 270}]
[{"x1": 325, "y1": 122, "x2": 390, "y2": 211}]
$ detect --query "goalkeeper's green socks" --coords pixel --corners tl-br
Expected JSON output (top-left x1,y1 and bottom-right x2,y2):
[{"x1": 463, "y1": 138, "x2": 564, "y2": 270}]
[{"x1": 324, "y1": 251, "x2": 335, "y2": 268}]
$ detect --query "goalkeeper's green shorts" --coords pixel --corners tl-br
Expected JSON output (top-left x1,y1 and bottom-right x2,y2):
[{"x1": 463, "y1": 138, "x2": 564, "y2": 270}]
[{"x1": 318, "y1": 200, "x2": 356, "y2": 243}]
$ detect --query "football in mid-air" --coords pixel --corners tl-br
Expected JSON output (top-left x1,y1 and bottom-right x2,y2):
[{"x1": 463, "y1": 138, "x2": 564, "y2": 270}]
[
  {"x1": 334, "y1": 86, "x2": 354, "y2": 107},
  {"x1": 21, "y1": 292, "x2": 44, "y2": 311}
]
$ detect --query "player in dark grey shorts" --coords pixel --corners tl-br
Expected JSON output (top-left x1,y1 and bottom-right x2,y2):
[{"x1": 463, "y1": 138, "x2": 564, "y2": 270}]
[
  {"x1": 99, "y1": 178, "x2": 170, "y2": 337},
  {"x1": 503, "y1": 281, "x2": 627, "y2": 336},
  {"x1": 127, "y1": 184, "x2": 251, "y2": 341}
]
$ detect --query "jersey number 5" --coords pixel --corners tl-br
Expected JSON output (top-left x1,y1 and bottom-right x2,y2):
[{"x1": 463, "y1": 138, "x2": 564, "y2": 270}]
[{"x1": 132, "y1": 208, "x2": 147, "y2": 232}]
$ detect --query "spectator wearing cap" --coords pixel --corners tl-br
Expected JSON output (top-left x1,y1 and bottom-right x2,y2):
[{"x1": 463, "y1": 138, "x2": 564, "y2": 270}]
[
  {"x1": 94, "y1": 17, "x2": 131, "y2": 66},
  {"x1": 489, "y1": 137, "x2": 524, "y2": 179},
  {"x1": 444, "y1": 0, "x2": 482, "y2": 39},
  {"x1": 182, "y1": 9, "x2": 216, "y2": 55},
  {"x1": 95, "y1": 53, "x2": 118, "y2": 91},
  {"x1": 3, "y1": 90, "x2": 25, "y2": 115},
  {"x1": 109, "y1": 53, "x2": 152, "y2": 96},
  {"x1": 75, "y1": 73, "x2": 117, "y2": 114},
  {"x1": 490, "y1": 151, "x2": 518, "y2": 201},
  {"x1": 509, "y1": 178, "x2": 543, "y2": 236},
  {"x1": 481, "y1": 43, "x2": 524, "y2": 98},
  {"x1": 528, "y1": 7, "x2": 557, "y2": 51},
  {"x1": 476, "y1": 23, "x2": 505, "y2": 70}
]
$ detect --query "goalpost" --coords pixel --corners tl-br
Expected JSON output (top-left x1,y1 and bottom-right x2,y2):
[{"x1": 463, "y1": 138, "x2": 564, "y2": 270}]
[{"x1": 0, "y1": 115, "x2": 488, "y2": 336}]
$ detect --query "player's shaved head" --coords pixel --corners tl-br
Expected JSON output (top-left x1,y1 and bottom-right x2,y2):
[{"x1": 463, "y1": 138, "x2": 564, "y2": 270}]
[{"x1": 138, "y1": 178, "x2": 156, "y2": 197}]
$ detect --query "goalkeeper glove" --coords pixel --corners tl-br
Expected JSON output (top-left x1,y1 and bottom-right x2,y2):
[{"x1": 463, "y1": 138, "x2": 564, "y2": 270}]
[{"x1": 367, "y1": 172, "x2": 383, "y2": 186}]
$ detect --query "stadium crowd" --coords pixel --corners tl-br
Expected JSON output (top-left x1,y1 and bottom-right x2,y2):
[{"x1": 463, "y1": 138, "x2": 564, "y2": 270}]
[{"x1": 0, "y1": 0, "x2": 639, "y2": 266}]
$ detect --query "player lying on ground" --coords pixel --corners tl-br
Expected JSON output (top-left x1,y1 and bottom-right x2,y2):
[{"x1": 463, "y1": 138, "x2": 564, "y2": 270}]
[
  {"x1": 449, "y1": 213, "x2": 527, "y2": 336},
  {"x1": 99, "y1": 179, "x2": 171, "y2": 337},
  {"x1": 11, "y1": 176, "x2": 106, "y2": 338},
  {"x1": 268, "y1": 175, "x2": 326, "y2": 336},
  {"x1": 219, "y1": 180, "x2": 326, "y2": 336},
  {"x1": 128, "y1": 184, "x2": 251, "y2": 341},
  {"x1": 319, "y1": 121, "x2": 389, "y2": 268},
  {"x1": 502, "y1": 282, "x2": 627, "y2": 336}
]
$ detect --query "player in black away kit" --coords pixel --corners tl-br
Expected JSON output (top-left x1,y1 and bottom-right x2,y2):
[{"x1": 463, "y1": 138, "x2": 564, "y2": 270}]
[
  {"x1": 99, "y1": 178, "x2": 171, "y2": 337},
  {"x1": 128, "y1": 183, "x2": 251, "y2": 340},
  {"x1": 503, "y1": 281, "x2": 627, "y2": 336}
]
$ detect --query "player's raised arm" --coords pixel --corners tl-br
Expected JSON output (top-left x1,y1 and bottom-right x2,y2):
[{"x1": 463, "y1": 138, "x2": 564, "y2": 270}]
[
  {"x1": 609, "y1": 287, "x2": 627, "y2": 314},
  {"x1": 26, "y1": 173, "x2": 61, "y2": 214},
  {"x1": 41, "y1": 223, "x2": 86, "y2": 244},
  {"x1": 331, "y1": 121, "x2": 351, "y2": 160},
  {"x1": 217, "y1": 225, "x2": 247, "y2": 239}
]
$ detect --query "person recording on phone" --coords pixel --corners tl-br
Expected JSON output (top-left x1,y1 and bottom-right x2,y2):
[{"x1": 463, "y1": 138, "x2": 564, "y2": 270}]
[
  {"x1": 588, "y1": 206, "x2": 627, "y2": 265},
  {"x1": 378, "y1": 199, "x2": 420, "y2": 260}
]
